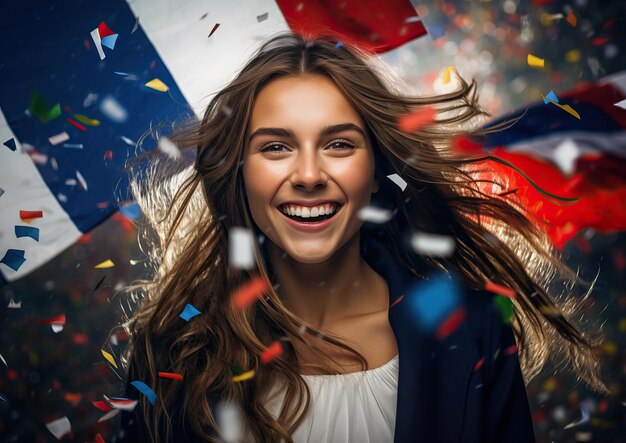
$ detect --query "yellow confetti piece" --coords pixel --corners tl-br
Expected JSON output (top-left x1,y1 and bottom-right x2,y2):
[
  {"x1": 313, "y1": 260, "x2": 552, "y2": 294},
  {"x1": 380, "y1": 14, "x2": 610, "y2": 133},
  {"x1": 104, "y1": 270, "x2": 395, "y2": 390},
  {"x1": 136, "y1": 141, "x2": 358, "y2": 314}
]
[
  {"x1": 527, "y1": 54, "x2": 545, "y2": 68},
  {"x1": 542, "y1": 95, "x2": 581, "y2": 120},
  {"x1": 618, "y1": 318, "x2": 626, "y2": 331},
  {"x1": 95, "y1": 259, "x2": 115, "y2": 269},
  {"x1": 601, "y1": 341, "x2": 617, "y2": 356},
  {"x1": 73, "y1": 114, "x2": 101, "y2": 126},
  {"x1": 542, "y1": 378, "x2": 557, "y2": 392},
  {"x1": 231, "y1": 369, "x2": 255, "y2": 382},
  {"x1": 101, "y1": 349, "x2": 118, "y2": 368},
  {"x1": 442, "y1": 66, "x2": 456, "y2": 84},
  {"x1": 565, "y1": 49, "x2": 581, "y2": 63},
  {"x1": 145, "y1": 78, "x2": 169, "y2": 92}
]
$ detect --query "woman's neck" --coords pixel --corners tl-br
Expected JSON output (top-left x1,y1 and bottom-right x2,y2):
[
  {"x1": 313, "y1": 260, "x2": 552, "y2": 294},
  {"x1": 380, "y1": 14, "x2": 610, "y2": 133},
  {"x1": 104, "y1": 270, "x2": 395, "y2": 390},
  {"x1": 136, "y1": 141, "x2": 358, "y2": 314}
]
[{"x1": 266, "y1": 234, "x2": 388, "y2": 330}]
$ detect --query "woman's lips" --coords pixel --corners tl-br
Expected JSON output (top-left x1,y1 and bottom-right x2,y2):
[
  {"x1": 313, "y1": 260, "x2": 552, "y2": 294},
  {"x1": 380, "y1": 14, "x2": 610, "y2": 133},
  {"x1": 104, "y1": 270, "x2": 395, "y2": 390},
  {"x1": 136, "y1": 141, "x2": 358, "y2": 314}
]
[{"x1": 277, "y1": 204, "x2": 343, "y2": 232}]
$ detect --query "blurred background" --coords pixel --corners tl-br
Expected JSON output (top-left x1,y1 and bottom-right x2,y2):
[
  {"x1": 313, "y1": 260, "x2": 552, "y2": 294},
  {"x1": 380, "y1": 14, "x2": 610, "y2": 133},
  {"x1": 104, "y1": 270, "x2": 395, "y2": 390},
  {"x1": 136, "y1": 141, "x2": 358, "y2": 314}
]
[{"x1": 1, "y1": 0, "x2": 626, "y2": 441}]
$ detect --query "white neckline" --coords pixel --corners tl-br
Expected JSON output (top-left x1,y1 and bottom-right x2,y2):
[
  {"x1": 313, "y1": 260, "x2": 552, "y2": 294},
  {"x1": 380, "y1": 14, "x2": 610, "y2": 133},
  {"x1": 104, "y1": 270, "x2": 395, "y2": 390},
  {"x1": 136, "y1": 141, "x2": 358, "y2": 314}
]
[{"x1": 300, "y1": 354, "x2": 399, "y2": 378}]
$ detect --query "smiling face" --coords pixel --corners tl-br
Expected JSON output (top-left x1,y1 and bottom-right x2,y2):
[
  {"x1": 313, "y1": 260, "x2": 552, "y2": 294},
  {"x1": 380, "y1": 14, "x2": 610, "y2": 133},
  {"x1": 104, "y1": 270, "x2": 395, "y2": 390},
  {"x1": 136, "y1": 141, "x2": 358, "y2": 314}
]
[{"x1": 242, "y1": 73, "x2": 379, "y2": 264}]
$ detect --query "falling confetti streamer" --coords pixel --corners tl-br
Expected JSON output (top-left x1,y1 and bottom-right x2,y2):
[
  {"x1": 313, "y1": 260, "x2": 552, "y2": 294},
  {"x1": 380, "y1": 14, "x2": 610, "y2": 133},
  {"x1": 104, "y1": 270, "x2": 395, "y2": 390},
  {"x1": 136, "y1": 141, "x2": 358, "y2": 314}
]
[
  {"x1": 261, "y1": 341, "x2": 283, "y2": 364},
  {"x1": 130, "y1": 380, "x2": 157, "y2": 405},
  {"x1": 208, "y1": 22, "x2": 221, "y2": 38},
  {"x1": 231, "y1": 369, "x2": 255, "y2": 382},
  {"x1": 357, "y1": 206, "x2": 393, "y2": 224},
  {"x1": 386, "y1": 173, "x2": 407, "y2": 191},
  {"x1": 232, "y1": 275, "x2": 270, "y2": 310},
  {"x1": 76, "y1": 170, "x2": 88, "y2": 190},
  {"x1": 484, "y1": 281, "x2": 516, "y2": 299},
  {"x1": 158, "y1": 372, "x2": 183, "y2": 380},
  {"x1": 179, "y1": 303, "x2": 202, "y2": 321}
]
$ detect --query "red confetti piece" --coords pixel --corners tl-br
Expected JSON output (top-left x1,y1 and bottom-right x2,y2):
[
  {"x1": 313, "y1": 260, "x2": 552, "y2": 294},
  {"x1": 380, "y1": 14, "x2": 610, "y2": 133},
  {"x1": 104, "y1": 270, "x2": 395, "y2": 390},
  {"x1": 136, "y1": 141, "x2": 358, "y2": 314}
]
[
  {"x1": 95, "y1": 433, "x2": 106, "y2": 443},
  {"x1": 473, "y1": 357, "x2": 485, "y2": 371},
  {"x1": 104, "y1": 150, "x2": 113, "y2": 160},
  {"x1": 484, "y1": 281, "x2": 516, "y2": 299},
  {"x1": 397, "y1": 106, "x2": 436, "y2": 133},
  {"x1": 67, "y1": 117, "x2": 87, "y2": 131},
  {"x1": 389, "y1": 294, "x2": 405, "y2": 309},
  {"x1": 19, "y1": 210, "x2": 43, "y2": 221},
  {"x1": 435, "y1": 307, "x2": 466, "y2": 340},
  {"x1": 504, "y1": 344, "x2": 518, "y2": 355},
  {"x1": 39, "y1": 313, "x2": 66, "y2": 325},
  {"x1": 64, "y1": 392, "x2": 81, "y2": 405},
  {"x1": 158, "y1": 372, "x2": 183, "y2": 381},
  {"x1": 92, "y1": 400, "x2": 112, "y2": 411},
  {"x1": 261, "y1": 341, "x2": 283, "y2": 364},
  {"x1": 232, "y1": 275, "x2": 270, "y2": 309},
  {"x1": 208, "y1": 22, "x2": 220, "y2": 38},
  {"x1": 591, "y1": 37, "x2": 609, "y2": 46}
]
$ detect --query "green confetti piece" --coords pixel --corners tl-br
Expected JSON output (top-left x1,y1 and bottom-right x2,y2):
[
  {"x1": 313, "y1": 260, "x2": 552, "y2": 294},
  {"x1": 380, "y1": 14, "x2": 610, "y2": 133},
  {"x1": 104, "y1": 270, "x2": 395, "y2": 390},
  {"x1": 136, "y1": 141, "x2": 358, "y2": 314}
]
[
  {"x1": 494, "y1": 295, "x2": 513, "y2": 324},
  {"x1": 28, "y1": 91, "x2": 61, "y2": 123}
]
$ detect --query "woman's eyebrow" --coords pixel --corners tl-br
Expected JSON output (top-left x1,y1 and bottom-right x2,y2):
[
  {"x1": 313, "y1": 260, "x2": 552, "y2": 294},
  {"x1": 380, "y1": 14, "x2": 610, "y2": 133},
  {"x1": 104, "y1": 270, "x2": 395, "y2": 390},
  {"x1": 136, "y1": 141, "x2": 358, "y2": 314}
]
[{"x1": 248, "y1": 123, "x2": 365, "y2": 144}]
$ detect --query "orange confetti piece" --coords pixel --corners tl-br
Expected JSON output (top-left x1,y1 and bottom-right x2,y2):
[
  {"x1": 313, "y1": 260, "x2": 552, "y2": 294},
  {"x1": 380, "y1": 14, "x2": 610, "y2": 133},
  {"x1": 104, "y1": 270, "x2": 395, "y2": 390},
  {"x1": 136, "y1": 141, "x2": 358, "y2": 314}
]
[
  {"x1": 20, "y1": 210, "x2": 43, "y2": 222},
  {"x1": 484, "y1": 281, "x2": 516, "y2": 299},
  {"x1": 398, "y1": 106, "x2": 437, "y2": 132},
  {"x1": 527, "y1": 53, "x2": 545, "y2": 68},
  {"x1": 232, "y1": 275, "x2": 270, "y2": 309},
  {"x1": 232, "y1": 369, "x2": 255, "y2": 382},
  {"x1": 435, "y1": 307, "x2": 466, "y2": 340},
  {"x1": 566, "y1": 11, "x2": 577, "y2": 27},
  {"x1": 261, "y1": 341, "x2": 283, "y2": 364},
  {"x1": 158, "y1": 372, "x2": 183, "y2": 381},
  {"x1": 64, "y1": 392, "x2": 82, "y2": 405}
]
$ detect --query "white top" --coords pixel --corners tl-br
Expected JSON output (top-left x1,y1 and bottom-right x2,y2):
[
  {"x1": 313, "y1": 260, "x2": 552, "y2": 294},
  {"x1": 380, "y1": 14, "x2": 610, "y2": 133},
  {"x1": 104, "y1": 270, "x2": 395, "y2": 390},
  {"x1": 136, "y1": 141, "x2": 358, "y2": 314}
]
[{"x1": 262, "y1": 354, "x2": 399, "y2": 442}]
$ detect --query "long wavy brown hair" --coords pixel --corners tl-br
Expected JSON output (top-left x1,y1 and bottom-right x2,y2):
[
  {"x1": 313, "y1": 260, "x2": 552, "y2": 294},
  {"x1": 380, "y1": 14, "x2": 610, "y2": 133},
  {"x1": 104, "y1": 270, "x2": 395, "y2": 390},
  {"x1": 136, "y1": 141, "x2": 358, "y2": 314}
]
[{"x1": 116, "y1": 31, "x2": 608, "y2": 442}]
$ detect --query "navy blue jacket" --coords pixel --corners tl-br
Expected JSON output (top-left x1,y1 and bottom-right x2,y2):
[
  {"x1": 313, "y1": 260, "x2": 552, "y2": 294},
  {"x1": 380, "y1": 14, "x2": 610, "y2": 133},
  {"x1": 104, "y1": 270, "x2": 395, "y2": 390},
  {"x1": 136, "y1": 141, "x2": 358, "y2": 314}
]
[{"x1": 117, "y1": 230, "x2": 535, "y2": 442}]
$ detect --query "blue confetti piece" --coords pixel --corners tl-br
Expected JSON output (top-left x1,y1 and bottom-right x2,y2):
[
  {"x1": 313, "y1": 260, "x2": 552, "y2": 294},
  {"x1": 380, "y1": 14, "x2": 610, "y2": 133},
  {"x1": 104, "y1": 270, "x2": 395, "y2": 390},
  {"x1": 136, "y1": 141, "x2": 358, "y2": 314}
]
[
  {"x1": 113, "y1": 71, "x2": 128, "y2": 76},
  {"x1": 543, "y1": 90, "x2": 559, "y2": 104},
  {"x1": 130, "y1": 380, "x2": 157, "y2": 405},
  {"x1": 0, "y1": 249, "x2": 26, "y2": 271},
  {"x1": 335, "y1": 41, "x2": 344, "y2": 48},
  {"x1": 3, "y1": 138, "x2": 16, "y2": 151},
  {"x1": 427, "y1": 24, "x2": 446, "y2": 41},
  {"x1": 101, "y1": 34, "x2": 119, "y2": 50},
  {"x1": 119, "y1": 202, "x2": 142, "y2": 220},
  {"x1": 179, "y1": 303, "x2": 201, "y2": 321},
  {"x1": 407, "y1": 271, "x2": 461, "y2": 331},
  {"x1": 15, "y1": 225, "x2": 40, "y2": 241}
]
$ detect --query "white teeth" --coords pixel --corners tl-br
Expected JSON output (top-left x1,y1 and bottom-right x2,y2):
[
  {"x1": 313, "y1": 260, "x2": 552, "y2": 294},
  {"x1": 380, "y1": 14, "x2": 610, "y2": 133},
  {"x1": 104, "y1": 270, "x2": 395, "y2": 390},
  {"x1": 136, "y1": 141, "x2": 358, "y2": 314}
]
[{"x1": 280, "y1": 203, "x2": 339, "y2": 218}]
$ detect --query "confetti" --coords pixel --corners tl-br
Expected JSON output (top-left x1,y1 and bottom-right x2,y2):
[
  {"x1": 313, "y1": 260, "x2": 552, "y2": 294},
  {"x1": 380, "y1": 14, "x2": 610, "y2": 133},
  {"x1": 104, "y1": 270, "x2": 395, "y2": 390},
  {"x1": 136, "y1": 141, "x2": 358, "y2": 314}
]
[
  {"x1": 94, "y1": 259, "x2": 114, "y2": 269},
  {"x1": 73, "y1": 114, "x2": 101, "y2": 126},
  {"x1": 97, "y1": 409, "x2": 120, "y2": 422},
  {"x1": 158, "y1": 136, "x2": 181, "y2": 159},
  {"x1": 67, "y1": 117, "x2": 87, "y2": 131},
  {"x1": 179, "y1": 303, "x2": 202, "y2": 321},
  {"x1": 229, "y1": 227, "x2": 256, "y2": 269},
  {"x1": 484, "y1": 281, "x2": 516, "y2": 298},
  {"x1": 389, "y1": 294, "x2": 405, "y2": 309},
  {"x1": 100, "y1": 95, "x2": 128, "y2": 122},
  {"x1": 46, "y1": 416, "x2": 71, "y2": 440},
  {"x1": 0, "y1": 249, "x2": 26, "y2": 271},
  {"x1": 48, "y1": 131, "x2": 70, "y2": 146},
  {"x1": 473, "y1": 357, "x2": 485, "y2": 371},
  {"x1": 614, "y1": 98, "x2": 626, "y2": 111},
  {"x1": 20, "y1": 210, "x2": 43, "y2": 221},
  {"x1": 7, "y1": 298, "x2": 21, "y2": 308},
  {"x1": 15, "y1": 225, "x2": 40, "y2": 241},
  {"x1": 566, "y1": 11, "x2": 577, "y2": 27},
  {"x1": 208, "y1": 22, "x2": 221, "y2": 38},
  {"x1": 504, "y1": 344, "x2": 518, "y2": 355},
  {"x1": 542, "y1": 95, "x2": 581, "y2": 119},
  {"x1": 493, "y1": 295, "x2": 513, "y2": 324},
  {"x1": 231, "y1": 369, "x2": 255, "y2": 382},
  {"x1": 411, "y1": 232, "x2": 455, "y2": 257},
  {"x1": 92, "y1": 400, "x2": 112, "y2": 411},
  {"x1": 130, "y1": 380, "x2": 157, "y2": 405},
  {"x1": 527, "y1": 54, "x2": 545, "y2": 68},
  {"x1": 407, "y1": 272, "x2": 461, "y2": 331},
  {"x1": 256, "y1": 12, "x2": 268, "y2": 22},
  {"x1": 435, "y1": 307, "x2": 466, "y2": 340},
  {"x1": 158, "y1": 372, "x2": 183, "y2": 381},
  {"x1": 231, "y1": 275, "x2": 270, "y2": 310},
  {"x1": 404, "y1": 15, "x2": 421, "y2": 24},
  {"x1": 63, "y1": 143, "x2": 84, "y2": 149},
  {"x1": 398, "y1": 106, "x2": 436, "y2": 132},
  {"x1": 542, "y1": 90, "x2": 559, "y2": 104},
  {"x1": 39, "y1": 313, "x2": 66, "y2": 325},
  {"x1": 386, "y1": 173, "x2": 407, "y2": 191},
  {"x1": 145, "y1": 78, "x2": 169, "y2": 92},
  {"x1": 103, "y1": 395, "x2": 138, "y2": 411},
  {"x1": 442, "y1": 66, "x2": 456, "y2": 84},
  {"x1": 261, "y1": 341, "x2": 283, "y2": 364},
  {"x1": 217, "y1": 401, "x2": 243, "y2": 442},
  {"x1": 95, "y1": 433, "x2": 106, "y2": 443},
  {"x1": 120, "y1": 136, "x2": 136, "y2": 146},
  {"x1": 3, "y1": 137, "x2": 16, "y2": 151},
  {"x1": 565, "y1": 49, "x2": 581, "y2": 63},
  {"x1": 101, "y1": 349, "x2": 118, "y2": 368},
  {"x1": 357, "y1": 205, "x2": 393, "y2": 224},
  {"x1": 0, "y1": 352, "x2": 7, "y2": 367},
  {"x1": 90, "y1": 21, "x2": 118, "y2": 60},
  {"x1": 28, "y1": 91, "x2": 61, "y2": 123},
  {"x1": 335, "y1": 41, "x2": 344, "y2": 48},
  {"x1": 564, "y1": 403, "x2": 590, "y2": 429}
]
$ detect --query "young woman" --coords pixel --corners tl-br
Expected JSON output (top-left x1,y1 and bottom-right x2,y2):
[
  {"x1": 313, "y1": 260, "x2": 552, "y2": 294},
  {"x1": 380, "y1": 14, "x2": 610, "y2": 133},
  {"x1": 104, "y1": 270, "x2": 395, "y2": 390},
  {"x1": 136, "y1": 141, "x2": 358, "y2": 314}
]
[{"x1": 116, "y1": 31, "x2": 607, "y2": 442}]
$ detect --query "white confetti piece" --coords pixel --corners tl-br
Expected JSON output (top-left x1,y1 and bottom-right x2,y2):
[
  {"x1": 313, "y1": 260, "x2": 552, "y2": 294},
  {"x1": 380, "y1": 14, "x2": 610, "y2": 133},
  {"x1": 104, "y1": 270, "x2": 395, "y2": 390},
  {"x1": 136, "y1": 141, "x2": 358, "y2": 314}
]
[
  {"x1": 404, "y1": 16, "x2": 421, "y2": 23},
  {"x1": 30, "y1": 152, "x2": 48, "y2": 165},
  {"x1": 51, "y1": 324, "x2": 64, "y2": 333},
  {"x1": 615, "y1": 98, "x2": 626, "y2": 111},
  {"x1": 564, "y1": 403, "x2": 590, "y2": 430},
  {"x1": 7, "y1": 298, "x2": 21, "y2": 308},
  {"x1": 553, "y1": 138, "x2": 579, "y2": 175},
  {"x1": 357, "y1": 206, "x2": 393, "y2": 224},
  {"x1": 410, "y1": 232, "x2": 456, "y2": 257},
  {"x1": 46, "y1": 416, "x2": 71, "y2": 439},
  {"x1": 158, "y1": 137, "x2": 181, "y2": 159},
  {"x1": 0, "y1": 352, "x2": 7, "y2": 367},
  {"x1": 217, "y1": 401, "x2": 242, "y2": 443},
  {"x1": 97, "y1": 408, "x2": 120, "y2": 422},
  {"x1": 90, "y1": 28, "x2": 105, "y2": 60},
  {"x1": 100, "y1": 95, "x2": 128, "y2": 123},
  {"x1": 386, "y1": 173, "x2": 407, "y2": 191},
  {"x1": 120, "y1": 136, "x2": 136, "y2": 146},
  {"x1": 48, "y1": 131, "x2": 70, "y2": 146},
  {"x1": 229, "y1": 227, "x2": 255, "y2": 270},
  {"x1": 76, "y1": 170, "x2": 88, "y2": 191}
]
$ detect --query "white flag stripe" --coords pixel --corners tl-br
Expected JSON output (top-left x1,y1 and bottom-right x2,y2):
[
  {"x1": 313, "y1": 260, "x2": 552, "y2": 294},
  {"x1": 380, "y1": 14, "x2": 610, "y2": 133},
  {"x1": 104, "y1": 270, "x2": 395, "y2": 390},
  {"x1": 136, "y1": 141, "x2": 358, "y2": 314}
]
[
  {"x1": 126, "y1": 0, "x2": 291, "y2": 119},
  {"x1": 0, "y1": 107, "x2": 82, "y2": 282}
]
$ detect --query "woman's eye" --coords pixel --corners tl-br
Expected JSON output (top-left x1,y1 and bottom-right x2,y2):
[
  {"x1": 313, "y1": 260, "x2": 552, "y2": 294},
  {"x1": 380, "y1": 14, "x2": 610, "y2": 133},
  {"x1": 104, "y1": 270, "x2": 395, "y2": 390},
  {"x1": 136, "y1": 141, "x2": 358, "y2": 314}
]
[
  {"x1": 259, "y1": 143, "x2": 288, "y2": 153},
  {"x1": 326, "y1": 140, "x2": 356, "y2": 150}
]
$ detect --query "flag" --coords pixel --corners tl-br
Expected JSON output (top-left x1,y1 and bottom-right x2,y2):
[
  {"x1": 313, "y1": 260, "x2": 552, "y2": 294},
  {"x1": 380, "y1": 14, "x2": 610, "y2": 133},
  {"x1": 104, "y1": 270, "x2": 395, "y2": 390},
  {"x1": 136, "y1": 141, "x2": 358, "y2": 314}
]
[
  {"x1": 459, "y1": 71, "x2": 626, "y2": 249},
  {"x1": 0, "y1": 0, "x2": 427, "y2": 282}
]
